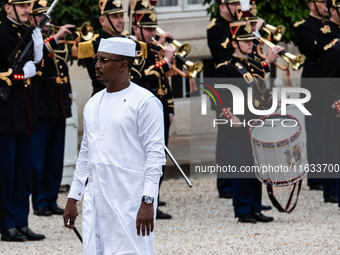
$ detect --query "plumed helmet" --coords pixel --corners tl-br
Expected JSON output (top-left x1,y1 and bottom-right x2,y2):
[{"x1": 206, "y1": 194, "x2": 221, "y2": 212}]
[
  {"x1": 29, "y1": 0, "x2": 49, "y2": 15},
  {"x1": 327, "y1": 0, "x2": 340, "y2": 10},
  {"x1": 229, "y1": 20, "x2": 256, "y2": 40},
  {"x1": 5, "y1": 0, "x2": 34, "y2": 4},
  {"x1": 98, "y1": 0, "x2": 125, "y2": 16},
  {"x1": 131, "y1": 0, "x2": 158, "y2": 28},
  {"x1": 216, "y1": 0, "x2": 240, "y2": 4}
]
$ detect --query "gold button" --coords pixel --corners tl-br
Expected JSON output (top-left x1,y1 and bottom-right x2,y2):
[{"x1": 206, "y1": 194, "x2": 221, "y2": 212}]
[
  {"x1": 59, "y1": 65, "x2": 63, "y2": 69},
  {"x1": 24, "y1": 84, "x2": 27, "y2": 88}
]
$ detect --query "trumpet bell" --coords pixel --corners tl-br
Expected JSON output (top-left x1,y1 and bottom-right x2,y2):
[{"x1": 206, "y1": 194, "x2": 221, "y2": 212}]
[
  {"x1": 283, "y1": 53, "x2": 306, "y2": 71},
  {"x1": 185, "y1": 61, "x2": 204, "y2": 78},
  {"x1": 156, "y1": 27, "x2": 191, "y2": 57},
  {"x1": 76, "y1": 22, "x2": 95, "y2": 41},
  {"x1": 262, "y1": 24, "x2": 286, "y2": 42},
  {"x1": 177, "y1": 43, "x2": 191, "y2": 58},
  {"x1": 272, "y1": 25, "x2": 286, "y2": 42}
]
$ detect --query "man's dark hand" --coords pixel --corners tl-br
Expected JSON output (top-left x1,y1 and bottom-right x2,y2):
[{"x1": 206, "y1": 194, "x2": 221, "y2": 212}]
[
  {"x1": 63, "y1": 198, "x2": 78, "y2": 229},
  {"x1": 136, "y1": 202, "x2": 154, "y2": 236}
]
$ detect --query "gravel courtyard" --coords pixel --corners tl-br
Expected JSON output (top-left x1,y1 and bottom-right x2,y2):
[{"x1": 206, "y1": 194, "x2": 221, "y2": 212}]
[{"x1": 1, "y1": 176, "x2": 339, "y2": 255}]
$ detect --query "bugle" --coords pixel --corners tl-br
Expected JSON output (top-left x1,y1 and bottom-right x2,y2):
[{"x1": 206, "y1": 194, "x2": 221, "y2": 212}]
[
  {"x1": 151, "y1": 37, "x2": 203, "y2": 78},
  {"x1": 253, "y1": 31, "x2": 305, "y2": 71},
  {"x1": 262, "y1": 23, "x2": 286, "y2": 42},
  {"x1": 156, "y1": 27, "x2": 191, "y2": 58},
  {"x1": 46, "y1": 22, "x2": 95, "y2": 41}
]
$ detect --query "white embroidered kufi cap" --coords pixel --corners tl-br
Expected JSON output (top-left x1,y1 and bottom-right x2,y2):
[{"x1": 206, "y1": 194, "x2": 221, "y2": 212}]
[{"x1": 98, "y1": 37, "x2": 136, "y2": 57}]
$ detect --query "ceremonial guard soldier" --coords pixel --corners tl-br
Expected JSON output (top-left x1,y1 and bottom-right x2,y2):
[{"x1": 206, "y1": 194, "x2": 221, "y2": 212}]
[
  {"x1": 215, "y1": 20, "x2": 274, "y2": 223},
  {"x1": 294, "y1": 0, "x2": 330, "y2": 192},
  {"x1": 318, "y1": 0, "x2": 340, "y2": 47},
  {"x1": 130, "y1": 0, "x2": 175, "y2": 219},
  {"x1": 207, "y1": 0, "x2": 239, "y2": 199},
  {"x1": 317, "y1": 0, "x2": 340, "y2": 204},
  {"x1": 243, "y1": 1, "x2": 280, "y2": 73},
  {"x1": 321, "y1": 41, "x2": 340, "y2": 208},
  {"x1": 81, "y1": 0, "x2": 125, "y2": 96},
  {"x1": 0, "y1": 0, "x2": 45, "y2": 241},
  {"x1": 28, "y1": 0, "x2": 73, "y2": 217},
  {"x1": 207, "y1": 0, "x2": 239, "y2": 68},
  {"x1": 295, "y1": 0, "x2": 328, "y2": 78}
]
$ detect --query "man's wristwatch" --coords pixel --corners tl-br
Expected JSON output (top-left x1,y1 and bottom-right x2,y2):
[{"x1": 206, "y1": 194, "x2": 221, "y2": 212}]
[{"x1": 142, "y1": 196, "x2": 154, "y2": 204}]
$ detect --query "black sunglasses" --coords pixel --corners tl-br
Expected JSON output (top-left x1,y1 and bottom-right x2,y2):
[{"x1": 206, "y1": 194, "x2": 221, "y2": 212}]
[{"x1": 93, "y1": 55, "x2": 124, "y2": 64}]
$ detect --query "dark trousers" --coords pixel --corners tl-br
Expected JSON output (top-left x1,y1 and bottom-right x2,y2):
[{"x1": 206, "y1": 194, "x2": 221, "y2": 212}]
[
  {"x1": 324, "y1": 113, "x2": 340, "y2": 202},
  {"x1": 217, "y1": 178, "x2": 232, "y2": 197},
  {"x1": 32, "y1": 117, "x2": 66, "y2": 210},
  {"x1": 304, "y1": 102, "x2": 326, "y2": 187},
  {"x1": 216, "y1": 123, "x2": 232, "y2": 196},
  {"x1": 223, "y1": 135, "x2": 262, "y2": 217},
  {"x1": 0, "y1": 133, "x2": 34, "y2": 232}
]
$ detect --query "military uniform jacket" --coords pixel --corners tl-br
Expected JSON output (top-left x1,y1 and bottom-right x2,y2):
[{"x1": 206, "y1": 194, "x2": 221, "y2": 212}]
[
  {"x1": 294, "y1": 14, "x2": 324, "y2": 78},
  {"x1": 321, "y1": 42, "x2": 340, "y2": 114},
  {"x1": 131, "y1": 42, "x2": 174, "y2": 117},
  {"x1": 0, "y1": 17, "x2": 38, "y2": 135},
  {"x1": 317, "y1": 20, "x2": 340, "y2": 51},
  {"x1": 214, "y1": 55, "x2": 272, "y2": 137},
  {"x1": 207, "y1": 16, "x2": 233, "y2": 67},
  {"x1": 32, "y1": 34, "x2": 72, "y2": 119},
  {"x1": 84, "y1": 31, "x2": 112, "y2": 93},
  {"x1": 249, "y1": 39, "x2": 271, "y2": 73}
]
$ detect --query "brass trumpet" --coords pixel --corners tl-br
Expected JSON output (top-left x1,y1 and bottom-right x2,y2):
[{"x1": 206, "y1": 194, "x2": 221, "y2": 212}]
[
  {"x1": 46, "y1": 22, "x2": 95, "y2": 41},
  {"x1": 151, "y1": 38, "x2": 203, "y2": 78},
  {"x1": 156, "y1": 27, "x2": 191, "y2": 58},
  {"x1": 253, "y1": 32, "x2": 305, "y2": 71},
  {"x1": 262, "y1": 23, "x2": 286, "y2": 42}
]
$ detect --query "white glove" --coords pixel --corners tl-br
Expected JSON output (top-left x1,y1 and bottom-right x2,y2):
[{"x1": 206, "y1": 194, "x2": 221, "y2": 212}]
[
  {"x1": 23, "y1": 60, "x2": 36, "y2": 79},
  {"x1": 32, "y1": 28, "x2": 44, "y2": 64}
]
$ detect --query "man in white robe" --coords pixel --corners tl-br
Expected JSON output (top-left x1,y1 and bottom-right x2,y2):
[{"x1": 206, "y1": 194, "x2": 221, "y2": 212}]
[{"x1": 63, "y1": 37, "x2": 165, "y2": 255}]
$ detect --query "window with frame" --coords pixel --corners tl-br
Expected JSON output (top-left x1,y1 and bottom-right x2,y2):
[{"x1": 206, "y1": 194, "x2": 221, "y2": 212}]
[
  {"x1": 157, "y1": 0, "x2": 178, "y2": 6},
  {"x1": 187, "y1": 0, "x2": 203, "y2": 4}
]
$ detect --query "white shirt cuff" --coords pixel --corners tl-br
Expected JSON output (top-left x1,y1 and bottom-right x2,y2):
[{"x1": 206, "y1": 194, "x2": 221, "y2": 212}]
[{"x1": 67, "y1": 176, "x2": 87, "y2": 201}]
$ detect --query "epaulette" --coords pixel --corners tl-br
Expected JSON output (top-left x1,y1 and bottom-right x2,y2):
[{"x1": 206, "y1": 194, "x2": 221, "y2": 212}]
[
  {"x1": 324, "y1": 38, "x2": 338, "y2": 51},
  {"x1": 294, "y1": 20, "x2": 306, "y2": 28},
  {"x1": 207, "y1": 18, "x2": 216, "y2": 30},
  {"x1": 216, "y1": 61, "x2": 229, "y2": 69}
]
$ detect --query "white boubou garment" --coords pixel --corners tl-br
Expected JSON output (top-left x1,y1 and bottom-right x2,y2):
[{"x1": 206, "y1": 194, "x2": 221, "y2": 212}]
[{"x1": 68, "y1": 82, "x2": 165, "y2": 255}]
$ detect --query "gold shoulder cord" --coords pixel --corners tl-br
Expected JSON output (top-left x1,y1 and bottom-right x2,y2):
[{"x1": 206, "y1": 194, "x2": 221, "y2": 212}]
[{"x1": 0, "y1": 69, "x2": 13, "y2": 86}]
